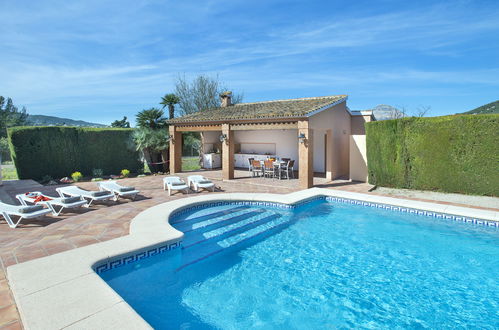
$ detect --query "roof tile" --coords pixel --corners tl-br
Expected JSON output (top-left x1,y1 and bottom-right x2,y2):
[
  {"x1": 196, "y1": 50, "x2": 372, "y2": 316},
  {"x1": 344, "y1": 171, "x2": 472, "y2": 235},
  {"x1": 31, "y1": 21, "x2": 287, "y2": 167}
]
[{"x1": 167, "y1": 95, "x2": 347, "y2": 123}]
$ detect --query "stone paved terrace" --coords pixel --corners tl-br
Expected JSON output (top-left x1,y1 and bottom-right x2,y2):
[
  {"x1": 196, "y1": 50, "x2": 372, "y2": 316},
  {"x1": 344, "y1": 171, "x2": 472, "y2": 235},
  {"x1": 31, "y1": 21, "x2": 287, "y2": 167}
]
[{"x1": 0, "y1": 171, "x2": 498, "y2": 329}]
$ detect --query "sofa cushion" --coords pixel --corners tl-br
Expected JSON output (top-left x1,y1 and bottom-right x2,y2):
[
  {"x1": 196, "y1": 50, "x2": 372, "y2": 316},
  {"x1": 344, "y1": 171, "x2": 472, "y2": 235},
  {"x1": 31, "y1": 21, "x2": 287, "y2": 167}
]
[
  {"x1": 60, "y1": 196, "x2": 82, "y2": 204},
  {"x1": 19, "y1": 205, "x2": 44, "y2": 213},
  {"x1": 118, "y1": 186, "x2": 135, "y2": 192},
  {"x1": 90, "y1": 191, "x2": 110, "y2": 197}
]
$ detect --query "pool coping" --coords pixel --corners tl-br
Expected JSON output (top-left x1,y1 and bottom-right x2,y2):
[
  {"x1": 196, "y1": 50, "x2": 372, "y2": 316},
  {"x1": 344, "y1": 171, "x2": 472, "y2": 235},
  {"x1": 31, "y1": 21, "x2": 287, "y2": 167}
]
[{"x1": 6, "y1": 188, "x2": 499, "y2": 329}]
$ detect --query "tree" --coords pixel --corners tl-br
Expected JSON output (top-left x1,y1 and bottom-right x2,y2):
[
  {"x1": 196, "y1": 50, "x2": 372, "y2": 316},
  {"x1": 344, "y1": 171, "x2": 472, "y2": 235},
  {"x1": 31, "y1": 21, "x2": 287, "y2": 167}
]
[
  {"x1": 174, "y1": 74, "x2": 243, "y2": 115},
  {"x1": 0, "y1": 96, "x2": 28, "y2": 161},
  {"x1": 111, "y1": 116, "x2": 130, "y2": 128},
  {"x1": 136, "y1": 108, "x2": 167, "y2": 129},
  {"x1": 134, "y1": 108, "x2": 169, "y2": 172},
  {"x1": 414, "y1": 105, "x2": 431, "y2": 117},
  {"x1": 160, "y1": 93, "x2": 180, "y2": 119}
]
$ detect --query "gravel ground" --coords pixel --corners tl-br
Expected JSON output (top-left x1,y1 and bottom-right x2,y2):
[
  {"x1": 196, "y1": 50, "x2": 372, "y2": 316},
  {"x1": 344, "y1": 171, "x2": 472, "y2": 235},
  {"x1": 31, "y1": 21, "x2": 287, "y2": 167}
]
[{"x1": 374, "y1": 187, "x2": 499, "y2": 209}]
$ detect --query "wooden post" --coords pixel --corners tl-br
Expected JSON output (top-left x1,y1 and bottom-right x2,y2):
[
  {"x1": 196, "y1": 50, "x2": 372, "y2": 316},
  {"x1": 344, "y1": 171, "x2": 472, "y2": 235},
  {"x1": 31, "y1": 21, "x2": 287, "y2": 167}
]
[
  {"x1": 221, "y1": 123, "x2": 234, "y2": 180},
  {"x1": 298, "y1": 120, "x2": 313, "y2": 189},
  {"x1": 326, "y1": 129, "x2": 333, "y2": 180},
  {"x1": 169, "y1": 125, "x2": 182, "y2": 173}
]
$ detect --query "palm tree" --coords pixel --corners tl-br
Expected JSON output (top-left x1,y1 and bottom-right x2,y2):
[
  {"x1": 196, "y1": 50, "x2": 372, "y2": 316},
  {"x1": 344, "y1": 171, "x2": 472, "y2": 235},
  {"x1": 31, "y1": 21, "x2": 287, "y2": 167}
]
[
  {"x1": 160, "y1": 93, "x2": 180, "y2": 119},
  {"x1": 136, "y1": 108, "x2": 167, "y2": 129}
]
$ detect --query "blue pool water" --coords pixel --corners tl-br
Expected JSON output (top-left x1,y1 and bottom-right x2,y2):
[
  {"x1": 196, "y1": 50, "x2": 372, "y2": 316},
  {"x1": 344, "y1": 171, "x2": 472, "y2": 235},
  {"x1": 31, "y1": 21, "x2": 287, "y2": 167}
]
[{"x1": 100, "y1": 200, "x2": 499, "y2": 329}]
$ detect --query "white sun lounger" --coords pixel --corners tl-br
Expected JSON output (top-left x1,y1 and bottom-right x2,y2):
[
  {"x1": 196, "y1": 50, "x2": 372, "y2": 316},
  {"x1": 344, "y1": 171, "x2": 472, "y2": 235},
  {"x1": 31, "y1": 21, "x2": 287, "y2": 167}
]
[
  {"x1": 97, "y1": 180, "x2": 139, "y2": 201},
  {"x1": 163, "y1": 176, "x2": 190, "y2": 196},
  {"x1": 56, "y1": 186, "x2": 114, "y2": 206},
  {"x1": 0, "y1": 201, "x2": 52, "y2": 228},
  {"x1": 187, "y1": 175, "x2": 215, "y2": 192},
  {"x1": 16, "y1": 192, "x2": 88, "y2": 216}
]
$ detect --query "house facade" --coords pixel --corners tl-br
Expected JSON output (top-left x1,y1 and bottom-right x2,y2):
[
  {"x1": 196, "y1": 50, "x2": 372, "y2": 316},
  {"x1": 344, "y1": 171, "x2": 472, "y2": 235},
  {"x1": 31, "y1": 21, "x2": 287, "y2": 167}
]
[{"x1": 167, "y1": 93, "x2": 374, "y2": 189}]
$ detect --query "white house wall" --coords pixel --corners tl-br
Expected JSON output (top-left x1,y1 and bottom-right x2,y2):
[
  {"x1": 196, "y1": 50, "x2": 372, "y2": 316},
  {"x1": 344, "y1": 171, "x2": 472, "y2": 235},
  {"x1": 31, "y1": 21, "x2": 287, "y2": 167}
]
[
  {"x1": 201, "y1": 131, "x2": 222, "y2": 153},
  {"x1": 309, "y1": 102, "x2": 351, "y2": 177},
  {"x1": 234, "y1": 129, "x2": 299, "y2": 168}
]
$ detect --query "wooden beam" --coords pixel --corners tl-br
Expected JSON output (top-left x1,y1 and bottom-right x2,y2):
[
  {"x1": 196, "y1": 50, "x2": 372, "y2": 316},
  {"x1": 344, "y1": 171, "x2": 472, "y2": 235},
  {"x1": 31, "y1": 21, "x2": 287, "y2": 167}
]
[
  {"x1": 176, "y1": 125, "x2": 222, "y2": 132},
  {"x1": 298, "y1": 120, "x2": 313, "y2": 189},
  {"x1": 169, "y1": 126, "x2": 182, "y2": 173},
  {"x1": 231, "y1": 122, "x2": 298, "y2": 131},
  {"x1": 221, "y1": 123, "x2": 234, "y2": 180}
]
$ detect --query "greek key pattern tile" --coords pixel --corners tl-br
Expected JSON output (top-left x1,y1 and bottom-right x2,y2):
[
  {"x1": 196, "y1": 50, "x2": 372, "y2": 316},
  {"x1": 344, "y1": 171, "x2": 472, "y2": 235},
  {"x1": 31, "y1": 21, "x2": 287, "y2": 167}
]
[
  {"x1": 324, "y1": 196, "x2": 498, "y2": 228},
  {"x1": 94, "y1": 241, "x2": 181, "y2": 274}
]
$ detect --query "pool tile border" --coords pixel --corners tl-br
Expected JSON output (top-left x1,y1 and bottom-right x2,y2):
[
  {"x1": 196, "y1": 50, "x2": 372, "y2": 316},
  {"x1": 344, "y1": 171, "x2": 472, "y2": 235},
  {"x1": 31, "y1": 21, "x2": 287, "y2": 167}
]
[
  {"x1": 94, "y1": 241, "x2": 182, "y2": 274},
  {"x1": 171, "y1": 196, "x2": 498, "y2": 228},
  {"x1": 95, "y1": 195, "x2": 497, "y2": 276},
  {"x1": 323, "y1": 196, "x2": 499, "y2": 228}
]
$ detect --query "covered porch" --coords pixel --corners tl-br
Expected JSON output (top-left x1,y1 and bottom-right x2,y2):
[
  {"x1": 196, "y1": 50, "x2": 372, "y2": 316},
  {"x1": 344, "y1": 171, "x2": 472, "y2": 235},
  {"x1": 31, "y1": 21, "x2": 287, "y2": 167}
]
[{"x1": 169, "y1": 120, "x2": 333, "y2": 189}]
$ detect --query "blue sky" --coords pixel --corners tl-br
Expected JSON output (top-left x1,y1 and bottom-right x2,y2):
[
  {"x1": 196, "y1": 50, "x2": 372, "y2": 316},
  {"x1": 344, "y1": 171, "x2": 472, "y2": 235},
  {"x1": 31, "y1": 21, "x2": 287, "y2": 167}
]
[{"x1": 1, "y1": 0, "x2": 498, "y2": 125}]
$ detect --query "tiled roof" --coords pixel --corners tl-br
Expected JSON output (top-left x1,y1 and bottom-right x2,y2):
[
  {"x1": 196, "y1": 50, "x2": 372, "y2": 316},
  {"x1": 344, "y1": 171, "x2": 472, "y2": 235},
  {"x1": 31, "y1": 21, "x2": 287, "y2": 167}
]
[{"x1": 167, "y1": 95, "x2": 347, "y2": 123}]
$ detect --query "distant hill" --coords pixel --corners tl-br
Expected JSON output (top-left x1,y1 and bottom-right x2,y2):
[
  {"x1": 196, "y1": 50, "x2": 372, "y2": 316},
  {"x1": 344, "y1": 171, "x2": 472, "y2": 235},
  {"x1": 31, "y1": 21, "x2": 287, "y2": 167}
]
[
  {"x1": 462, "y1": 100, "x2": 499, "y2": 115},
  {"x1": 27, "y1": 115, "x2": 107, "y2": 127},
  {"x1": 371, "y1": 104, "x2": 406, "y2": 120}
]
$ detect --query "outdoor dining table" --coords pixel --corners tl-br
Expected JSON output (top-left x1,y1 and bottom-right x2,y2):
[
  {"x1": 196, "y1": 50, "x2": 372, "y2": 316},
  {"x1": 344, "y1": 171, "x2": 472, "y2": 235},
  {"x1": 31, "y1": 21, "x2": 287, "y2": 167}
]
[{"x1": 258, "y1": 160, "x2": 288, "y2": 179}]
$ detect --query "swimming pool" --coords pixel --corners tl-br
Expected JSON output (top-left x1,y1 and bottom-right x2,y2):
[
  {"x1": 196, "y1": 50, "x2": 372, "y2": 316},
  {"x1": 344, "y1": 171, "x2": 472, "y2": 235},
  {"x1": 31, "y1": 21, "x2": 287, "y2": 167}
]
[{"x1": 99, "y1": 198, "x2": 499, "y2": 329}]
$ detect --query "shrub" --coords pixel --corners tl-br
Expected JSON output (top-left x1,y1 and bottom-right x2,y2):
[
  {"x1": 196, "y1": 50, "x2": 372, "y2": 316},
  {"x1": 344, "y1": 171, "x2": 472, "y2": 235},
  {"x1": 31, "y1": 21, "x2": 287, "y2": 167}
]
[
  {"x1": 92, "y1": 168, "x2": 104, "y2": 178},
  {"x1": 41, "y1": 175, "x2": 53, "y2": 184},
  {"x1": 7, "y1": 127, "x2": 141, "y2": 180},
  {"x1": 366, "y1": 114, "x2": 499, "y2": 196},
  {"x1": 91, "y1": 177, "x2": 103, "y2": 182},
  {"x1": 71, "y1": 171, "x2": 83, "y2": 182},
  {"x1": 121, "y1": 169, "x2": 130, "y2": 178}
]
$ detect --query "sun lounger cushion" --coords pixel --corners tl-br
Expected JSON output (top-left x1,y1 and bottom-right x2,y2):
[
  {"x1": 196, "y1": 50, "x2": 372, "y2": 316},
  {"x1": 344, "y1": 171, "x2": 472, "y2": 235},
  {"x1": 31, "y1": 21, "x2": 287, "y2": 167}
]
[
  {"x1": 171, "y1": 182, "x2": 186, "y2": 187},
  {"x1": 198, "y1": 180, "x2": 212, "y2": 184},
  {"x1": 118, "y1": 186, "x2": 135, "y2": 192},
  {"x1": 90, "y1": 191, "x2": 110, "y2": 197},
  {"x1": 60, "y1": 196, "x2": 82, "y2": 204},
  {"x1": 18, "y1": 205, "x2": 45, "y2": 213}
]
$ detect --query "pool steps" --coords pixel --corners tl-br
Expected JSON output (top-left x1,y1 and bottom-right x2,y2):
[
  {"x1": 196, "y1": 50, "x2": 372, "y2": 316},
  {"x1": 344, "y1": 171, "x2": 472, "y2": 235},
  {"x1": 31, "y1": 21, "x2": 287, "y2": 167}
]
[{"x1": 175, "y1": 206, "x2": 292, "y2": 269}]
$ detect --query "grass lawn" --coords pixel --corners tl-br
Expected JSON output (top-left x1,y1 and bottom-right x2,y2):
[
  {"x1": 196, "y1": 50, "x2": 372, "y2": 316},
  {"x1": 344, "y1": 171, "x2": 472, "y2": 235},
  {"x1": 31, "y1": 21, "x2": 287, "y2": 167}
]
[
  {"x1": 1, "y1": 165, "x2": 18, "y2": 180},
  {"x1": 182, "y1": 156, "x2": 201, "y2": 171}
]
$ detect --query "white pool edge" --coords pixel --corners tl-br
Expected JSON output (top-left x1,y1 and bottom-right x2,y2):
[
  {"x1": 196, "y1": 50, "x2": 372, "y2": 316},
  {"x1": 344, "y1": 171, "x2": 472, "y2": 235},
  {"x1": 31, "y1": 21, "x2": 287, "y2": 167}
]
[{"x1": 7, "y1": 188, "x2": 498, "y2": 329}]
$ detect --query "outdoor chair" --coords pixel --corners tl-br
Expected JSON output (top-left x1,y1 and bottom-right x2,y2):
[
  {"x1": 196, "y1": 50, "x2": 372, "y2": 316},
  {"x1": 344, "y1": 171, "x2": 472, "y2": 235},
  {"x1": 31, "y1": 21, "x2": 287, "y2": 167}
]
[
  {"x1": 16, "y1": 192, "x2": 87, "y2": 216},
  {"x1": 97, "y1": 180, "x2": 139, "y2": 201},
  {"x1": 251, "y1": 160, "x2": 263, "y2": 177},
  {"x1": 163, "y1": 176, "x2": 190, "y2": 196},
  {"x1": 281, "y1": 160, "x2": 295, "y2": 179},
  {"x1": 187, "y1": 175, "x2": 215, "y2": 192},
  {"x1": 248, "y1": 158, "x2": 254, "y2": 175},
  {"x1": 0, "y1": 201, "x2": 52, "y2": 228},
  {"x1": 263, "y1": 160, "x2": 276, "y2": 179},
  {"x1": 56, "y1": 186, "x2": 115, "y2": 206},
  {"x1": 281, "y1": 158, "x2": 291, "y2": 162}
]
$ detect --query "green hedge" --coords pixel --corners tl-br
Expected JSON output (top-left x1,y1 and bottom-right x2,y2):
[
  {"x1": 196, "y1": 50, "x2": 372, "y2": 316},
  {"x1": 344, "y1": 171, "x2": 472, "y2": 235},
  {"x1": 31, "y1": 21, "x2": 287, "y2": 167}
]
[
  {"x1": 366, "y1": 114, "x2": 499, "y2": 196},
  {"x1": 8, "y1": 126, "x2": 141, "y2": 180}
]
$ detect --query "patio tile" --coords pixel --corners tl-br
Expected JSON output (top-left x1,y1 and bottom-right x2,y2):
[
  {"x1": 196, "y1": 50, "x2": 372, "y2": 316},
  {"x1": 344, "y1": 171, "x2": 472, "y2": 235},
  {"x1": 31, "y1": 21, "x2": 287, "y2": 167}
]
[
  {"x1": 0, "y1": 290, "x2": 14, "y2": 309},
  {"x1": 0, "y1": 305, "x2": 18, "y2": 328},
  {"x1": 0, "y1": 320, "x2": 22, "y2": 330}
]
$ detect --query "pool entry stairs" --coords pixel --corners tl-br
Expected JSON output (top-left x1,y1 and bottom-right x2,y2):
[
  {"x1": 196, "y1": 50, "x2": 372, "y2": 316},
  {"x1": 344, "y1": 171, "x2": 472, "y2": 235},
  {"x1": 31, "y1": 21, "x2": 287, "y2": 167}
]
[{"x1": 171, "y1": 205, "x2": 293, "y2": 269}]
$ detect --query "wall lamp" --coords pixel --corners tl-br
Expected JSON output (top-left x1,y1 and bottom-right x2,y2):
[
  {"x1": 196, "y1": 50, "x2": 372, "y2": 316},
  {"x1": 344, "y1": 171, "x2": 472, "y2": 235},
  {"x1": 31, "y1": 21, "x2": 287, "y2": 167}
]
[
  {"x1": 298, "y1": 132, "x2": 306, "y2": 144},
  {"x1": 219, "y1": 134, "x2": 228, "y2": 143}
]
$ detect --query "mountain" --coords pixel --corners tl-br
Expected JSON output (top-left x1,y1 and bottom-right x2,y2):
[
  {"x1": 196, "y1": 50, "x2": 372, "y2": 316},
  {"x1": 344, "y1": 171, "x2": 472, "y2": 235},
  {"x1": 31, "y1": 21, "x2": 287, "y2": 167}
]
[
  {"x1": 26, "y1": 115, "x2": 107, "y2": 127},
  {"x1": 462, "y1": 100, "x2": 499, "y2": 115},
  {"x1": 371, "y1": 104, "x2": 406, "y2": 120}
]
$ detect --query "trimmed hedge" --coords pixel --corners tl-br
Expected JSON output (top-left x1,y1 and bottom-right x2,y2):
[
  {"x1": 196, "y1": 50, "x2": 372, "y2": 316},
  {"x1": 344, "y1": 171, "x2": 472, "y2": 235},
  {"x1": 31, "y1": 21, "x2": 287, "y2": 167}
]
[
  {"x1": 366, "y1": 115, "x2": 499, "y2": 196},
  {"x1": 8, "y1": 126, "x2": 141, "y2": 180}
]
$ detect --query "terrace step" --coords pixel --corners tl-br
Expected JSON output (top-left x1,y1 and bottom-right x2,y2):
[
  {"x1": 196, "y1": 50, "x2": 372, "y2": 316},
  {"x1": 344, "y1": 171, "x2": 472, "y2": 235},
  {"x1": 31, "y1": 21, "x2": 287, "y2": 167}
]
[
  {"x1": 183, "y1": 211, "x2": 280, "y2": 248},
  {"x1": 173, "y1": 206, "x2": 254, "y2": 232},
  {"x1": 178, "y1": 212, "x2": 291, "y2": 270}
]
